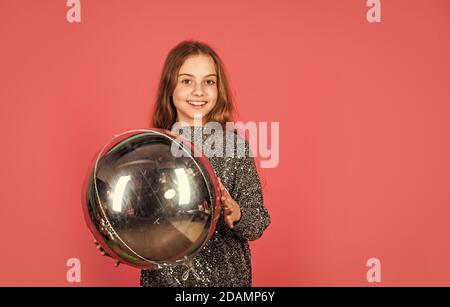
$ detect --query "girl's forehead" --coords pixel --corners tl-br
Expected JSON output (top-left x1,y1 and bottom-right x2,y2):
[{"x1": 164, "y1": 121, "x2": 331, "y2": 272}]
[{"x1": 179, "y1": 54, "x2": 216, "y2": 75}]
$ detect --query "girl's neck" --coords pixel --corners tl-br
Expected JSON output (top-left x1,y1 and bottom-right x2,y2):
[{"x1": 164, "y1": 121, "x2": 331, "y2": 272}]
[
  {"x1": 175, "y1": 120, "x2": 205, "y2": 128},
  {"x1": 175, "y1": 114, "x2": 206, "y2": 127}
]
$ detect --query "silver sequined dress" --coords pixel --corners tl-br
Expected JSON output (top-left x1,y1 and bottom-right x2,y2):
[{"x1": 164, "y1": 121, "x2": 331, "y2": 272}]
[{"x1": 140, "y1": 126, "x2": 271, "y2": 287}]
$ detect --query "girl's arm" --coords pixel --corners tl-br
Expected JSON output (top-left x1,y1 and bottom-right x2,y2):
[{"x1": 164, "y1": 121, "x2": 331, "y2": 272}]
[{"x1": 229, "y1": 140, "x2": 271, "y2": 241}]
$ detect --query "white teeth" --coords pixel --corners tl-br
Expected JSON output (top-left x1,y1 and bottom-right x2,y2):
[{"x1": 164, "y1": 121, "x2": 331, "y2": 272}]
[{"x1": 187, "y1": 101, "x2": 207, "y2": 106}]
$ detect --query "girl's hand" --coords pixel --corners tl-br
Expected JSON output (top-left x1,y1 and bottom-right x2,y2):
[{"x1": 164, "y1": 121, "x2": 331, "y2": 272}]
[
  {"x1": 218, "y1": 178, "x2": 241, "y2": 229},
  {"x1": 94, "y1": 239, "x2": 121, "y2": 267}
]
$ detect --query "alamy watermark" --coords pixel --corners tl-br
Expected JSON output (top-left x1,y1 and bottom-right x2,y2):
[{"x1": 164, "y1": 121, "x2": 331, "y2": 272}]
[
  {"x1": 66, "y1": 0, "x2": 81, "y2": 23},
  {"x1": 66, "y1": 258, "x2": 81, "y2": 283},
  {"x1": 65, "y1": 1, "x2": 382, "y2": 24},
  {"x1": 366, "y1": 0, "x2": 381, "y2": 23},
  {"x1": 169, "y1": 115, "x2": 279, "y2": 169},
  {"x1": 366, "y1": 257, "x2": 381, "y2": 283}
]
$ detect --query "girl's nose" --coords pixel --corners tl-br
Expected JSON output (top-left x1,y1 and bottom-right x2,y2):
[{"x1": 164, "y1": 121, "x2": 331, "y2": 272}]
[{"x1": 192, "y1": 84, "x2": 205, "y2": 96}]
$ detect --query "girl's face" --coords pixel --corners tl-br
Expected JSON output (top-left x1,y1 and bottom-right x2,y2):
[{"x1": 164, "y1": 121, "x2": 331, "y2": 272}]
[{"x1": 172, "y1": 54, "x2": 218, "y2": 126}]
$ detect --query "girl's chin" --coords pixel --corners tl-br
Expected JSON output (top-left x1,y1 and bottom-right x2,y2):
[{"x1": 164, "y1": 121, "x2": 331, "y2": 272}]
[
  {"x1": 186, "y1": 108, "x2": 210, "y2": 116},
  {"x1": 177, "y1": 111, "x2": 208, "y2": 122},
  {"x1": 188, "y1": 112, "x2": 208, "y2": 120}
]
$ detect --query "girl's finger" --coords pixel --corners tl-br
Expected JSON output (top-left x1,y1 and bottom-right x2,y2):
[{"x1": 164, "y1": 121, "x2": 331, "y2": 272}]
[
  {"x1": 220, "y1": 186, "x2": 229, "y2": 197},
  {"x1": 225, "y1": 216, "x2": 234, "y2": 229},
  {"x1": 218, "y1": 178, "x2": 227, "y2": 192},
  {"x1": 222, "y1": 203, "x2": 232, "y2": 211},
  {"x1": 223, "y1": 206, "x2": 233, "y2": 215},
  {"x1": 222, "y1": 202, "x2": 233, "y2": 214}
]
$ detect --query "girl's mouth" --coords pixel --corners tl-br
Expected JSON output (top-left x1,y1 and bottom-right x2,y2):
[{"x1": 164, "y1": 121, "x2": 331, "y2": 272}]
[{"x1": 187, "y1": 100, "x2": 208, "y2": 108}]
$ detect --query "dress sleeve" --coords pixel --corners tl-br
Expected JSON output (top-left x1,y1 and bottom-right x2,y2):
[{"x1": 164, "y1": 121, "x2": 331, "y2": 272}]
[{"x1": 229, "y1": 139, "x2": 271, "y2": 241}]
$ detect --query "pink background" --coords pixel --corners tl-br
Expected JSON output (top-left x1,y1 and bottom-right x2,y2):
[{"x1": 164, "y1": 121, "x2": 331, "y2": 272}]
[{"x1": 1, "y1": 0, "x2": 449, "y2": 286}]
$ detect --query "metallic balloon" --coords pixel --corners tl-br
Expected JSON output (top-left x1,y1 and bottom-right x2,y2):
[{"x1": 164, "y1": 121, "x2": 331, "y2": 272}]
[{"x1": 82, "y1": 129, "x2": 221, "y2": 269}]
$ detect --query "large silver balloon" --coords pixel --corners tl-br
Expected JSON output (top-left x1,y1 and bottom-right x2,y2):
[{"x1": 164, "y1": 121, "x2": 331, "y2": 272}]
[{"x1": 82, "y1": 129, "x2": 221, "y2": 269}]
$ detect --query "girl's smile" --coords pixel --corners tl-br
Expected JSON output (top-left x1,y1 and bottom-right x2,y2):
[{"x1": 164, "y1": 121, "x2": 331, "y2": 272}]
[{"x1": 187, "y1": 100, "x2": 208, "y2": 107}]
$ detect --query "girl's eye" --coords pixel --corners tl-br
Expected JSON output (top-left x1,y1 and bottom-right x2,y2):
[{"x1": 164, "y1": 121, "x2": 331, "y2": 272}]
[
  {"x1": 181, "y1": 79, "x2": 192, "y2": 85},
  {"x1": 206, "y1": 80, "x2": 216, "y2": 86}
]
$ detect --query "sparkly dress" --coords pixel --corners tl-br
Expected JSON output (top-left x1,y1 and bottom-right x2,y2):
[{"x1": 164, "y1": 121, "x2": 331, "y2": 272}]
[{"x1": 140, "y1": 126, "x2": 271, "y2": 287}]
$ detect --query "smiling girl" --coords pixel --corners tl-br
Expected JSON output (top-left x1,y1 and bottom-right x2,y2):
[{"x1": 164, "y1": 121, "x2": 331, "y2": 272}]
[{"x1": 98, "y1": 40, "x2": 271, "y2": 286}]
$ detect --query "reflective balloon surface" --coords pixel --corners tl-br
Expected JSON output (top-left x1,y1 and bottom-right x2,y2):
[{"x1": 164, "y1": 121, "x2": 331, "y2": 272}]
[{"x1": 82, "y1": 129, "x2": 221, "y2": 269}]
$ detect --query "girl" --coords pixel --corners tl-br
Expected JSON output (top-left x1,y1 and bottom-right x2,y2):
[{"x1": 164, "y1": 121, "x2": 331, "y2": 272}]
[
  {"x1": 143, "y1": 40, "x2": 271, "y2": 287},
  {"x1": 97, "y1": 40, "x2": 271, "y2": 287}
]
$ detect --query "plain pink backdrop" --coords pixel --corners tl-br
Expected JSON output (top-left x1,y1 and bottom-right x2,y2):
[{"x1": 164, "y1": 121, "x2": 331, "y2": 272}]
[{"x1": 0, "y1": 0, "x2": 449, "y2": 286}]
